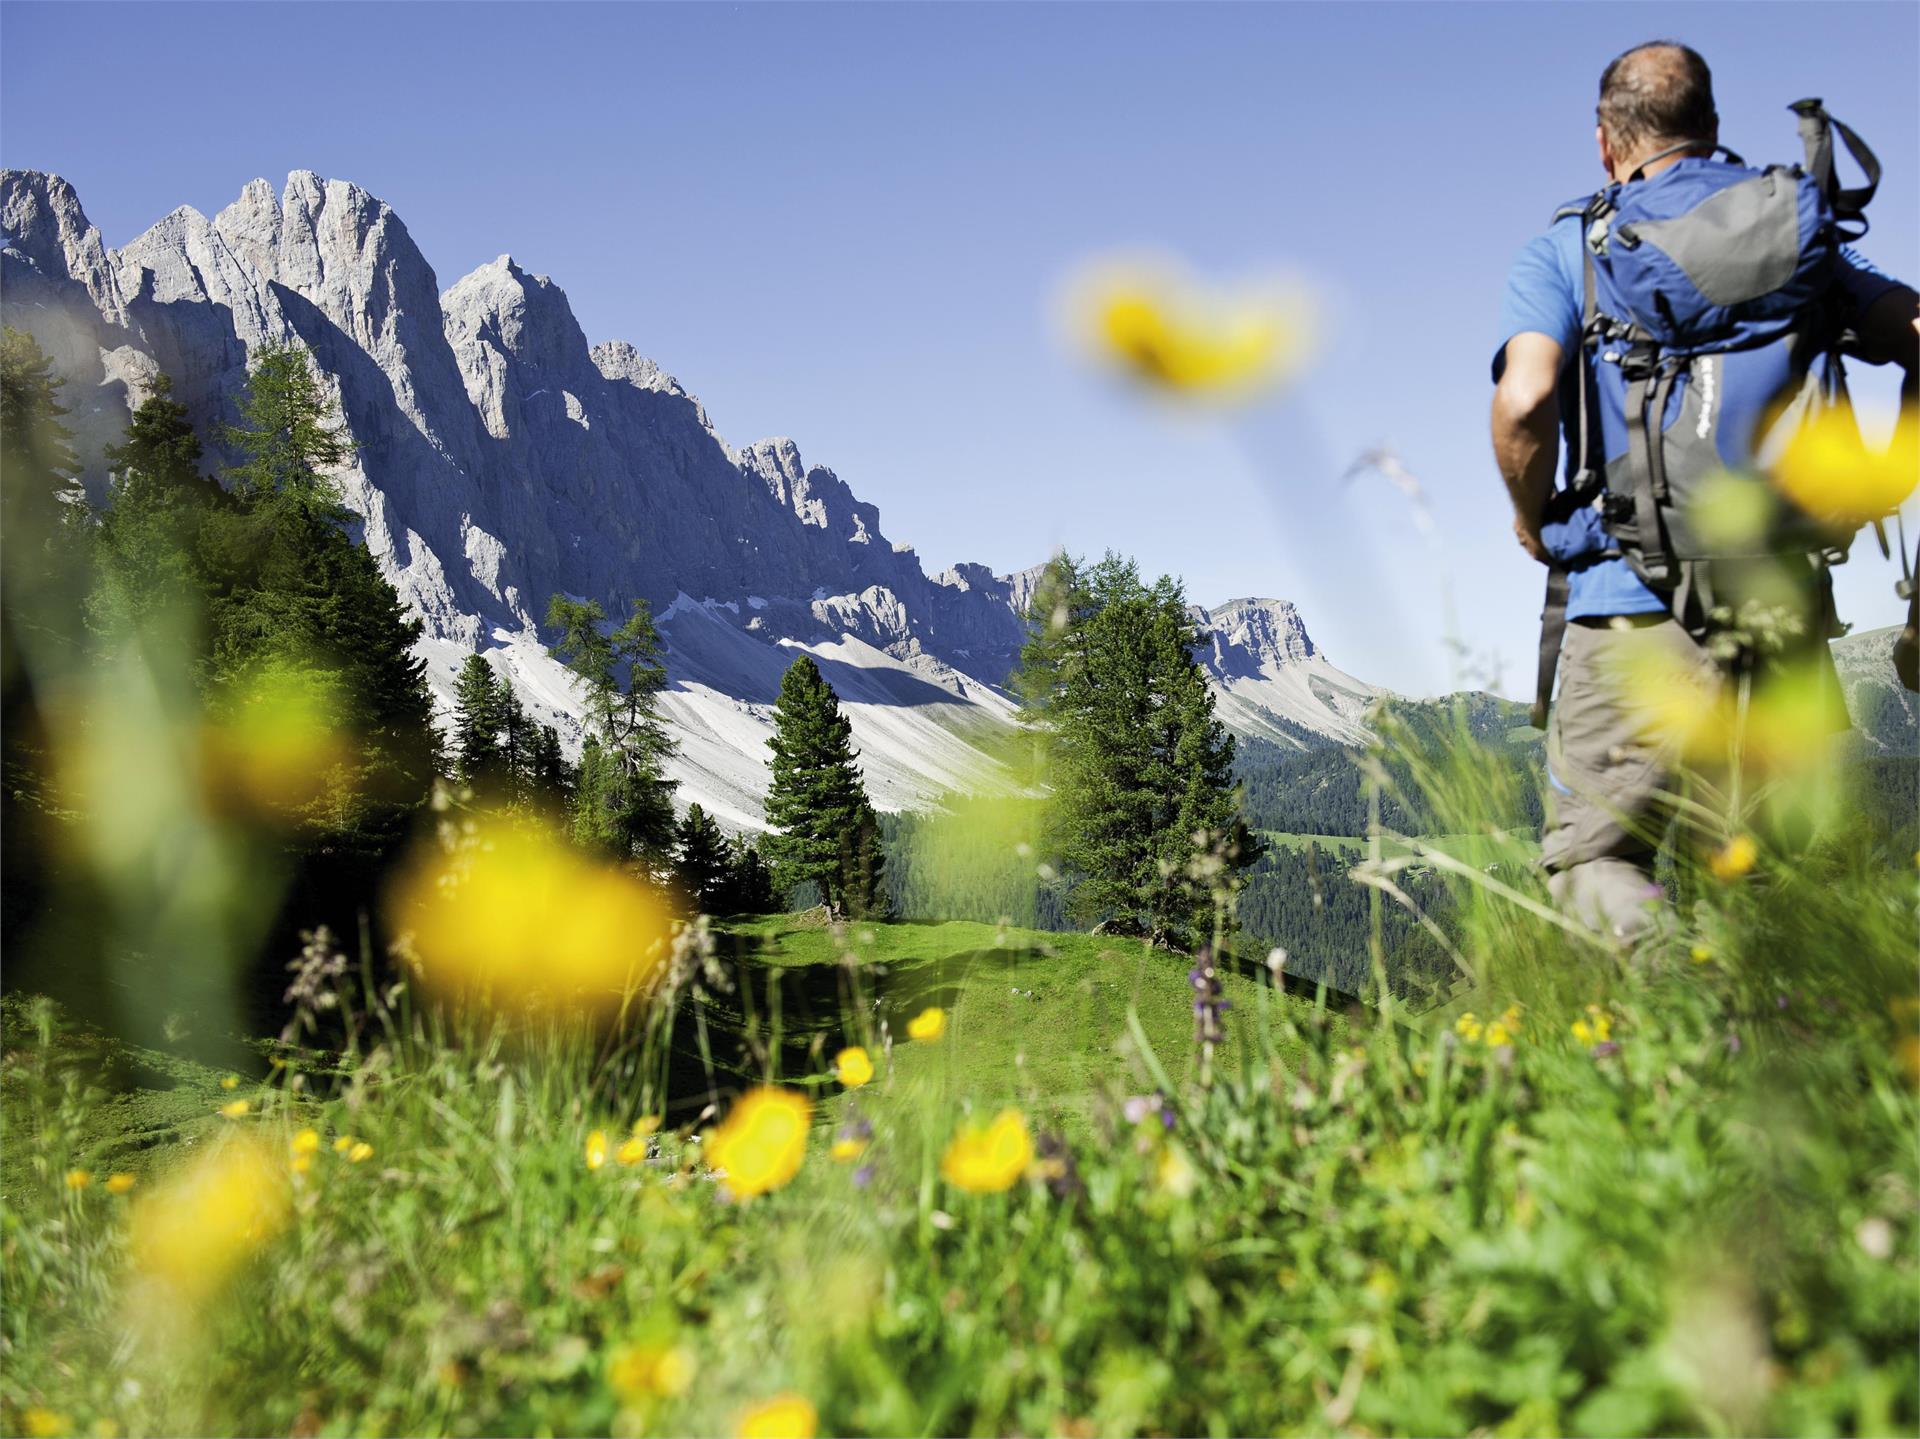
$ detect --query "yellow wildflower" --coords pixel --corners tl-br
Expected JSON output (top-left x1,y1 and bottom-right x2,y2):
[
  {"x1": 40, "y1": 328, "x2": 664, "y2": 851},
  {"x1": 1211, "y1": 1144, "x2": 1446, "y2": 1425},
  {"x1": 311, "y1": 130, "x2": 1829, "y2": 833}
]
[
  {"x1": 347, "y1": 1142, "x2": 373, "y2": 1164},
  {"x1": 1453, "y1": 1012, "x2": 1483, "y2": 1044},
  {"x1": 1066, "y1": 257, "x2": 1316, "y2": 406},
  {"x1": 1710, "y1": 834, "x2": 1759, "y2": 881},
  {"x1": 291, "y1": 1154, "x2": 313, "y2": 1177},
  {"x1": 1484, "y1": 1021, "x2": 1512, "y2": 1047},
  {"x1": 1691, "y1": 944, "x2": 1713, "y2": 964},
  {"x1": 385, "y1": 812, "x2": 672, "y2": 1015},
  {"x1": 105, "y1": 1172, "x2": 137, "y2": 1195},
  {"x1": 585, "y1": 1129, "x2": 609, "y2": 1171},
  {"x1": 219, "y1": 1099, "x2": 250, "y2": 1119},
  {"x1": 940, "y1": 1109, "x2": 1033, "y2": 1195},
  {"x1": 219, "y1": 1075, "x2": 240, "y2": 1091},
  {"x1": 706, "y1": 1088, "x2": 811, "y2": 1199},
  {"x1": 1156, "y1": 1142, "x2": 1199, "y2": 1198},
  {"x1": 734, "y1": 1394, "x2": 818, "y2": 1439},
  {"x1": 333, "y1": 1135, "x2": 355, "y2": 1154},
  {"x1": 631, "y1": 1114, "x2": 662, "y2": 1138},
  {"x1": 829, "y1": 1136, "x2": 869, "y2": 1163},
  {"x1": 608, "y1": 1340, "x2": 698, "y2": 1404},
  {"x1": 291, "y1": 1128, "x2": 321, "y2": 1156},
  {"x1": 22, "y1": 1409, "x2": 69, "y2": 1438},
  {"x1": 128, "y1": 1137, "x2": 289, "y2": 1307},
  {"x1": 833, "y1": 1046, "x2": 874, "y2": 1089},
  {"x1": 1772, "y1": 406, "x2": 1918, "y2": 528},
  {"x1": 906, "y1": 1006, "x2": 947, "y2": 1042},
  {"x1": 64, "y1": 1168, "x2": 92, "y2": 1190},
  {"x1": 616, "y1": 1136, "x2": 649, "y2": 1167},
  {"x1": 1571, "y1": 1006, "x2": 1613, "y2": 1046}
]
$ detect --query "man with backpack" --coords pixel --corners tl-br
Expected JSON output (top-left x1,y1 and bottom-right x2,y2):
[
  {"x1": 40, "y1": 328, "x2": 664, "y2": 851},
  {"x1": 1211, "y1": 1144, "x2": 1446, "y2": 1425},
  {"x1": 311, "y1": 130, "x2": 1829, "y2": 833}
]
[{"x1": 1491, "y1": 41, "x2": 1918, "y2": 941}]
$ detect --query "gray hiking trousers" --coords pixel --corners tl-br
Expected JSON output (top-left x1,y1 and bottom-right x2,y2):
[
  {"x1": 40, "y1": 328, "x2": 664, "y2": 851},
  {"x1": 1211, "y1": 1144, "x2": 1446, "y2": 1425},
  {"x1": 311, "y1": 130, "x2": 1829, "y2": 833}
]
[{"x1": 1541, "y1": 615, "x2": 1720, "y2": 941}]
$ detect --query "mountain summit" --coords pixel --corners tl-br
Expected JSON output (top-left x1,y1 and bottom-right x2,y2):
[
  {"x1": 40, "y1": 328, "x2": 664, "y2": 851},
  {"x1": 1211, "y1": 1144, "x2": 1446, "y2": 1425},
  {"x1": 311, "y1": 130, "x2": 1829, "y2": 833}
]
[{"x1": 1, "y1": 168, "x2": 1376, "y2": 823}]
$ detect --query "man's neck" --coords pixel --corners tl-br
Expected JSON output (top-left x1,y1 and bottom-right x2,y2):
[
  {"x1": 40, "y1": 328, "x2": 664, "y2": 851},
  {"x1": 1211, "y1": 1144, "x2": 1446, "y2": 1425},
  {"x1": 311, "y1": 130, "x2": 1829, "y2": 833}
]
[{"x1": 1615, "y1": 144, "x2": 1711, "y2": 185}]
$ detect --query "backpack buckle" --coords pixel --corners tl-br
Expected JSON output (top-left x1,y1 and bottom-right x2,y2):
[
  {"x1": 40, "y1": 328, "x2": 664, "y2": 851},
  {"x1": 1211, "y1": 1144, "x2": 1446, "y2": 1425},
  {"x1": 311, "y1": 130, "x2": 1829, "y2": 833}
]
[
  {"x1": 1619, "y1": 343, "x2": 1660, "y2": 381},
  {"x1": 1598, "y1": 492, "x2": 1636, "y2": 526}
]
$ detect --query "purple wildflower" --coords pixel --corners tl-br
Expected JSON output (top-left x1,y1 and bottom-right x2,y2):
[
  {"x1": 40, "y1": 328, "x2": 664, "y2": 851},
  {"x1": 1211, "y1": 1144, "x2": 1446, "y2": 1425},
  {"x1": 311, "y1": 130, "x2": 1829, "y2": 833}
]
[
  {"x1": 851, "y1": 1163, "x2": 875, "y2": 1189},
  {"x1": 1591, "y1": 1040, "x2": 1620, "y2": 1059},
  {"x1": 1189, "y1": 948, "x2": 1229, "y2": 1051}
]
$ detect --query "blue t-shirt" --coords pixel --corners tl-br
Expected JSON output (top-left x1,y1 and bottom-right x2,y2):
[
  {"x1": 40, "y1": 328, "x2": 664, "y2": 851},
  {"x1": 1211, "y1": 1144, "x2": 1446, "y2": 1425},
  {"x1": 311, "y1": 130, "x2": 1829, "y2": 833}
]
[{"x1": 1493, "y1": 197, "x2": 1906, "y2": 619}]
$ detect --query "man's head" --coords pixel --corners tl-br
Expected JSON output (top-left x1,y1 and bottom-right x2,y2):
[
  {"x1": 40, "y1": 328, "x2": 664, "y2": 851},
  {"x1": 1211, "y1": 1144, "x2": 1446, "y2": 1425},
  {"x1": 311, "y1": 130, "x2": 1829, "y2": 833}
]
[{"x1": 1595, "y1": 41, "x2": 1719, "y2": 182}]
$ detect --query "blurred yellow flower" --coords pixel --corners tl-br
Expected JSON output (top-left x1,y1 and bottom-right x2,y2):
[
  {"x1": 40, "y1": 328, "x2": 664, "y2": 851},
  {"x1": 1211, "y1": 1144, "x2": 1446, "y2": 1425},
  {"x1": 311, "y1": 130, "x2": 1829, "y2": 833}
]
[
  {"x1": 707, "y1": 1088, "x2": 811, "y2": 1199},
  {"x1": 940, "y1": 1109, "x2": 1033, "y2": 1194},
  {"x1": 734, "y1": 1394, "x2": 817, "y2": 1439},
  {"x1": 291, "y1": 1128, "x2": 321, "y2": 1156},
  {"x1": 616, "y1": 1136, "x2": 648, "y2": 1167},
  {"x1": 1772, "y1": 407, "x2": 1918, "y2": 529},
  {"x1": 22, "y1": 1409, "x2": 69, "y2": 1438},
  {"x1": 906, "y1": 1006, "x2": 947, "y2": 1042},
  {"x1": 1453, "y1": 1012, "x2": 1484, "y2": 1044},
  {"x1": 64, "y1": 1168, "x2": 92, "y2": 1190},
  {"x1": 632, "y1": 1114, "x2": 662, "y2": 1138},
  {"x1": 829, "y1": 1136, "x2": 868, "y2": 1163},
  {"x1": 386, "y1": 813, "x2": 672, "y2": 1014},
  {"x1": 105, "y1": 1173, "x2": 137, "y2": 1195},
  {"x1": 1710, "y1": 835, "x2": 1759, "y2": 881},
  {"x1": 1484, "y1": 1021, "x2": 1513, "y2": 1047},
  {"x1": 291, "y1": 1154, "x2": 313, "y2": 1178},
  {"x1": 128, "y1": 1137, "x2": 289, "y2": 1307},
  {"x1": 586, "y1": 1130, "x2": 609, "y2": 1171},
  {"x1": 1571, "y1": 1006, "x2": 1614, "y2": 1046},
  {"x1": 198, "y1": 656, "x2": 357, "y2": 827},
  {"x1": 219, "y1": 1075, "x2": 239, "y2": 1091},
  {"x1": 347, "y1": 1142, "x2": 374, "y2": 1164},
  {"x1": 1066, "y1": 258, "x2": 1316, "y2": 406},
  {"x1": 219, "y1": 1100, "x2": 250, "y2": 1120},
  {"x1": 833, "y1": 1046, "x2": 874, "y2": 1089},
  {"x1": 1156, "y1": 1142, "x2": 1199, "y2": 1198},
  {"x1": 608, "y1": 1340, "x2": 698, "y2": 1404},
  {"x1": 1690, "y1": 945, "x2": 1714, "y2": 964},
  {"x1": 332, "y1": 1135, "x2": 355, "y2": 1154}
]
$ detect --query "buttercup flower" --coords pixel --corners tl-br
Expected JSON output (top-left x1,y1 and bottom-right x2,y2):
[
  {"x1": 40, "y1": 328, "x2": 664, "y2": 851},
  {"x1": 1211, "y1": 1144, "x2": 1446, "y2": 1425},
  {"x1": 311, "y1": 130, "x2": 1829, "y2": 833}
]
[
  {"x1": 128, "y1": 1137, "x2": 289, "y2": 1306},
  {"x1": 940, "y1": 1109, "x2": 1033, "y2": 1194},
  {"x1": 1710, "y1": 834, "x2": 1758, "y2": 881},
  {"x1": 332, "y1": 1135, "x2": 355, "y2": 1154},
  {"x1": 608, "y1": 1339, "x2": 698, "y2": 1404},
  {"x1": 291, "y1": 1129, "x2": 321, "y2": 1156},
  {"x1": 219, "y1": 1100, "x2": 250, "y2": 1120},
  {"x1": 706, "y1": 1088, "x2": 810, "y2": 1199},
  {"x1": 1772, "y1": 407, "x2": 1918, "y2": 528},
  {"x1": 734, "y1": 1393, "x2": 817, "y2": 1439},
  {"x1": 64, "y1": 1169, "x2": 92, "y2": 1190},
  {"x1": 616, "y1": 1136, "x2": 648, "y2": 1167},
  {"x1": 585, "y1": 1130, "x2": 609, "y2": 1171},
  {"x1": 105, "y1": 1173, "x2": 136, "y2": 1195},
  {"x1": 1571, "y1": 1005, "x2": 1614, "y2": 1046},
  {"x1": 219, "y1": 1075, "x2": 240, "y2": 1091},
  {"x1": 22, "y1": 1409, "x2": 69, "y2": 1438},
  {"x1": 833, "y1": 1046, "x2": 874, "y2": 1089},
  {"x1": 347, "y1": 1142, "x2": 373, "y2": 1164},
  {"x1": 906, "y1": 1006, "x2": 947, "y2": 1042},
  {"x1": 831, "y1": 1115, "x2": 873, "y2": 1163}
]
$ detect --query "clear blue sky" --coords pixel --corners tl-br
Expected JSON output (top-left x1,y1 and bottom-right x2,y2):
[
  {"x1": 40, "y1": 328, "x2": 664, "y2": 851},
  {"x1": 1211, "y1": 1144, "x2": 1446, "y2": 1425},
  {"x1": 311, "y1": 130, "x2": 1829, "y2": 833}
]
[{"x1": 4, "y1": 2, "x2": 1915, "y2": 696}]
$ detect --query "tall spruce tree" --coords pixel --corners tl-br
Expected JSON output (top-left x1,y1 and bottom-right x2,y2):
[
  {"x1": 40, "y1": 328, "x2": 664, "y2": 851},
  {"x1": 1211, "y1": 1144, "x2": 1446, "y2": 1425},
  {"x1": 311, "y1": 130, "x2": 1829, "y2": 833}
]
[
  {"x1": 452, "y1": 653, "x2": 507, "y2": 789},
  {"x1": 202, "y1": 343, "x2": 436, "y2": 852},
  {"x1": 546, "y1": 595, "x2": 677, "y2": 867},
  {"x1": 674, "y1": 802, "x2": 733, "y2": 912},
  {"x1": 1014, "y1": 552, "x2": 1253, "y2": 947},
  {"x1": 762, "y1": 655, "x2": 883, "y2": 918}
]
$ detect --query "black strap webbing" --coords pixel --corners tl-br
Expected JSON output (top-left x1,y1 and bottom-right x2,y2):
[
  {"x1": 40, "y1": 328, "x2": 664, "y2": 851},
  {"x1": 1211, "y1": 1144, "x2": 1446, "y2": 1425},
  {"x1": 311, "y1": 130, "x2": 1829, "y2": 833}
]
[
  {"x1": 1531, "y1": 567, "x2": 1571, "y2": 730},
  {"x1": 1623, "y1": 369, "x2": 1675, "y2": 586}
]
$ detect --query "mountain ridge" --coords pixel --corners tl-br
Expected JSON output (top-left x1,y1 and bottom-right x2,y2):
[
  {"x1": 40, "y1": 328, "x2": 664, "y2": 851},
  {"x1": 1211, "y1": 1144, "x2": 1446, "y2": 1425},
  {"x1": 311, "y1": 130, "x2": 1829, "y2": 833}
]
[{"x1": 2, "y1": 166, "x2": 1380, "y2": 822}]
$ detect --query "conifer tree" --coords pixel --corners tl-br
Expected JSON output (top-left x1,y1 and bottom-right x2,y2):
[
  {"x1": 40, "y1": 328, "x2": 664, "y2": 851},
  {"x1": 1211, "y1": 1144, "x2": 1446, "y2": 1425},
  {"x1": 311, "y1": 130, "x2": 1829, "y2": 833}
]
[
  {"x1": 202, "y1": 343, "x2": 436, "y2": 852},
  {"x1": 452, "y1": 653, "x2": 506, "y2": 789},
  {"x1": 547, "y1": 595, "x2": 677, "y2": 867},
  {"x1": 1014, "y1": 552, "x2": 1254, "y2": 947},
  {"x1": 531, "y1": 723, "x2": 571, "y2": 806},
  {"x1": 726, "y1": 838, "x2": 777, "y2": 914},
  {"x1": 762, "y1": 655, "x2": 880, "y2": 917},
  {"x1": 674, "y1": 803, "x2": 733, "y2": 912}
]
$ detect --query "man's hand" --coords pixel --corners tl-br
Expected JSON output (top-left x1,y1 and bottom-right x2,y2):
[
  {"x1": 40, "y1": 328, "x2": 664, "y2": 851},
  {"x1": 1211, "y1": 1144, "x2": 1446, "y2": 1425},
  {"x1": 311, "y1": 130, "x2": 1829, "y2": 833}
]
[{"x1": 1491, "y1": 331, "x2": 1566, "y2": 568}]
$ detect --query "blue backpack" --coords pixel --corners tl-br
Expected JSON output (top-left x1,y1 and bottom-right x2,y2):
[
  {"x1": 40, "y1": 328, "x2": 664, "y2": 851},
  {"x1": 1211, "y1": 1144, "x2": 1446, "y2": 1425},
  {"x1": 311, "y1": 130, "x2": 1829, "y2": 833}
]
[{"x1": 1530, "y1": 99, "x2": 1885, "y2": 726}]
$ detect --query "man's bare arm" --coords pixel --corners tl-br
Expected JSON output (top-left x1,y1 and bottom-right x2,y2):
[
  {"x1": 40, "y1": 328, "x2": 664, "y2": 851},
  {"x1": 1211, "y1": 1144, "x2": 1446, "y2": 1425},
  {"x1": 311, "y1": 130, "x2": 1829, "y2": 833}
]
[{"x1": 1490, "y1": 331, "x2": 1564, "y2": 565}]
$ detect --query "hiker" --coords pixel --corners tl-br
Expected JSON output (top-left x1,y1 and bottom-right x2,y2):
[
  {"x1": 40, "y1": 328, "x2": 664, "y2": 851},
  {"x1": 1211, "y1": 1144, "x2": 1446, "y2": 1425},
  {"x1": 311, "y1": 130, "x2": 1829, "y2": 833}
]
[{"x1": 1491, "y1": 41, "x2": 1919, "y2": 941}]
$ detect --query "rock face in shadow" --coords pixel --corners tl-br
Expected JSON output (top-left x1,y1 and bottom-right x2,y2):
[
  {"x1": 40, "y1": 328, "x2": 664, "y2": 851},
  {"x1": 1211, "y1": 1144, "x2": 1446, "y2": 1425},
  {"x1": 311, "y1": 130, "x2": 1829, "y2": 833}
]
[{"x1": 1, "y1": 168, "x2": 1374, "y2": 820}]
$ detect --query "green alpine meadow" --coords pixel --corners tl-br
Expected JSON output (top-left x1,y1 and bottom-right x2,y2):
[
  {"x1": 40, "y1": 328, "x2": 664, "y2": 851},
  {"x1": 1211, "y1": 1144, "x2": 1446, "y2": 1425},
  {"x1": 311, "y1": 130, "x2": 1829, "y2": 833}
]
[{"x1": 3, "y1": 6, "x2": 1917, "y2": 1438}]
